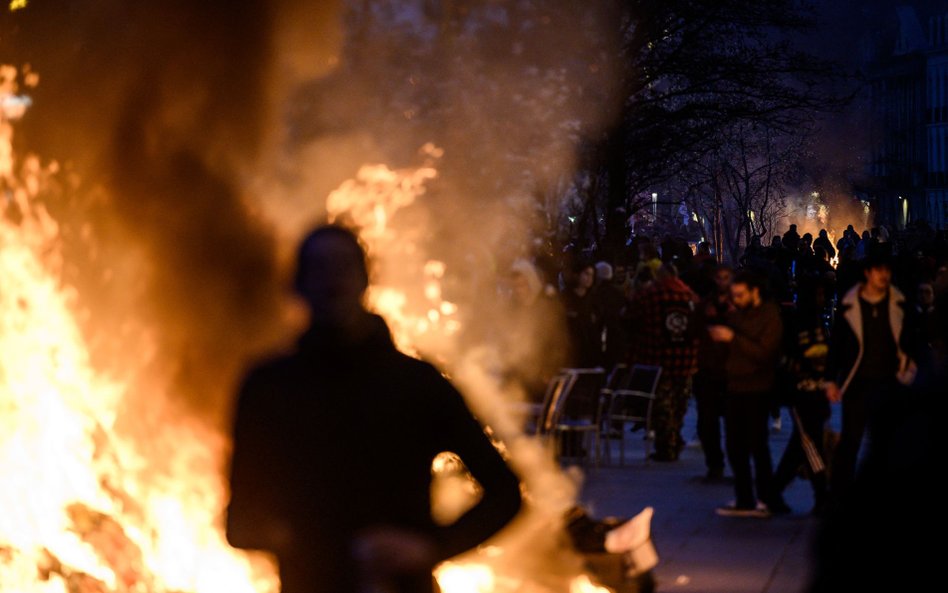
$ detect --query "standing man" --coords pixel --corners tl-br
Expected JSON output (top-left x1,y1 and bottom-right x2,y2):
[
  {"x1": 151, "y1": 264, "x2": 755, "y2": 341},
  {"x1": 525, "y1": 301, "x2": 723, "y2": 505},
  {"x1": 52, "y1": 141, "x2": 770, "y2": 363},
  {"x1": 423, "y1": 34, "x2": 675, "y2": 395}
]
[
  {"x1": 709, "y1": 270, "x2": 786, "y2": 516},
  {"x1": 226, "y1": 225, "x2": 522, "y2": 593},
  {"x1": 628, "y1": 263, "x2": 700, "y2": 461},
  {"x1": 825, "y1": 252, "x2": 917, "y2": 503},
  {"x1": 694, "y1": 264, "x2": 735, "y2": 481}
]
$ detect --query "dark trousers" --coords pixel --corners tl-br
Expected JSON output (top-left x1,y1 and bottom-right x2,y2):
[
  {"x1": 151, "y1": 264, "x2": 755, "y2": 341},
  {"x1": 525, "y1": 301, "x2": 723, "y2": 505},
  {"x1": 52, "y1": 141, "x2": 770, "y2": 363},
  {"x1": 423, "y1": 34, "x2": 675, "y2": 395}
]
[
  {"x1": 725, "y1": 391, "x2": 775, "y2": 508},
  {"x1": 831, "y1": 377, "x2": 899, "y2": 501},
  {"x1": 694, "y1": 372, "x2": 727, "y2": 471},
  {"x1": 774, "y1": 391, "x2": 830, "y2": 503},
  {"x1": 652, "y1": 374, "x2": 692, "y2": 459}
]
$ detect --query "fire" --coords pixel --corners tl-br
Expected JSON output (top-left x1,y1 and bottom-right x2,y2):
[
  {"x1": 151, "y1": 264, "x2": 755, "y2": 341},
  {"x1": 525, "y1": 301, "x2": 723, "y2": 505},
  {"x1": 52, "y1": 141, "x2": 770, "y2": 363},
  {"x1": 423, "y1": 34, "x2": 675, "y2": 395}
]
[
  {"x1": 569, "y1": 576, "x2": 613, "y2": 593},
  {"x1": 1, "y1": 67, "x2": 275, "y2": 593},
  {"x1": 433, "y1": 562, "x2": 496, "y2": 593},
  {"x1": 325, "y1": 150, "x2": 619, "y2": 593},
  {"x1": 325, "y1": 144, "x2": 461, "y2": 357}
]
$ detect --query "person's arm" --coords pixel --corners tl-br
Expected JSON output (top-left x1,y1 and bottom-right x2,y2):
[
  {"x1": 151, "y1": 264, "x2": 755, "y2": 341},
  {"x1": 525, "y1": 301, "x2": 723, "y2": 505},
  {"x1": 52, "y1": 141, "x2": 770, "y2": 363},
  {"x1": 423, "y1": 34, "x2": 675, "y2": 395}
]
[
  {"x1": 226, "y1": 370, "x2": 294, "y2": 553},
  {"x1": 426, "y1": 371, "x2": 522, "y2": 560}
]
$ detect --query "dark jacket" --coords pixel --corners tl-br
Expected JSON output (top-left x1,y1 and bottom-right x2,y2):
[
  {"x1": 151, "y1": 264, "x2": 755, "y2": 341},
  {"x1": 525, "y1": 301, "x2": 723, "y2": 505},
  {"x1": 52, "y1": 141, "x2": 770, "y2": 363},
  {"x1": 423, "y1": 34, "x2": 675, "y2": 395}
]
[
  {"x1": 696, "y1": 292, "x2": 735, "y2": 379},
  {"x1": 725, "y1": 301, "x2": 783, "y2": 393},
  {"x1": 226, "y1": 315, "x2": 521, "y2": 593},
  {"x1": 828, "y1": 284, "x2": 916, "y2": 397}
]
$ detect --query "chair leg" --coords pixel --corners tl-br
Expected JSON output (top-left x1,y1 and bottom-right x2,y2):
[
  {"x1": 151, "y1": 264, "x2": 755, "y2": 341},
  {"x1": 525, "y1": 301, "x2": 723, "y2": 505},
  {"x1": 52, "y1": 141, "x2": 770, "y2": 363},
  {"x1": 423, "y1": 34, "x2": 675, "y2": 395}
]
[
  {"x1": 593, "y1": 430, "x2": 600, "y2": 468},
  {"x1": 643, "y1": 422, "x2": 652, "y2": 462}
]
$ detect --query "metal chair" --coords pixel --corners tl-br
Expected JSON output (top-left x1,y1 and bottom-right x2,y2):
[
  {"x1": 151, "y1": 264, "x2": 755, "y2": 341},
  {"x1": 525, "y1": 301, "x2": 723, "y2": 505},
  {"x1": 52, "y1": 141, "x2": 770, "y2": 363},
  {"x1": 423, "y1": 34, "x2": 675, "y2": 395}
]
[
  {"x1": 543, "y1": 368, "x2": 606, "y2": 466},
  {"x1": 600, "y1": 364, "x2": 662, "y2": 465}
]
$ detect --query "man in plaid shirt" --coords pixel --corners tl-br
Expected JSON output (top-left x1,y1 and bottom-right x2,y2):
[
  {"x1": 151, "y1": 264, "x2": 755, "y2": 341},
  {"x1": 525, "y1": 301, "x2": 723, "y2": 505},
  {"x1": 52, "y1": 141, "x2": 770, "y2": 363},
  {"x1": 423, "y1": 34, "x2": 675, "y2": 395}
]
[{"x1": 628, "y1": 263, "x2": 700, "y2": 461}]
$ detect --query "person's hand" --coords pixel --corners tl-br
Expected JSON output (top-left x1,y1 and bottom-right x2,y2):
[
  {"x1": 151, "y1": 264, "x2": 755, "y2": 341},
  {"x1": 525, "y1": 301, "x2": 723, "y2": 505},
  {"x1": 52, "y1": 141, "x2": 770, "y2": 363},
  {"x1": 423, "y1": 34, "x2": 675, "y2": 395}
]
[
  {"x1": 352, "y1": 526, "x2": 436, "y2": 575},
  {"x1": 825, "y1": 381, "x2": 841, "y2": 403},
  {"x1": 707, "y1": 325, "x2": 734, "y2": 343},
  {"x1": 897, "y1": 358, "x2": 918, "y2": 386}
]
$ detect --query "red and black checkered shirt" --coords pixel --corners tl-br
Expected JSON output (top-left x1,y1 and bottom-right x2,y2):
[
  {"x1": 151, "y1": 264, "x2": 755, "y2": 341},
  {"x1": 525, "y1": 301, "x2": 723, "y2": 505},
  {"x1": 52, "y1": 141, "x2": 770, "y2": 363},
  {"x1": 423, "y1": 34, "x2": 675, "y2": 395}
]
[{"x1": 628, "y1": 277, "x2": 700, "y2": 377}]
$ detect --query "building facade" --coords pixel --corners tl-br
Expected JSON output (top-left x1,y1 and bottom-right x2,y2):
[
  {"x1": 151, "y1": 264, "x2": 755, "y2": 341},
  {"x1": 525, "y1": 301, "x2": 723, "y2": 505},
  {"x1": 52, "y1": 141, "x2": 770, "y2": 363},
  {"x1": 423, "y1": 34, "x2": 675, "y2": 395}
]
[{"x1": 868, "y1": 6, "x2": 948, "y2": 229}]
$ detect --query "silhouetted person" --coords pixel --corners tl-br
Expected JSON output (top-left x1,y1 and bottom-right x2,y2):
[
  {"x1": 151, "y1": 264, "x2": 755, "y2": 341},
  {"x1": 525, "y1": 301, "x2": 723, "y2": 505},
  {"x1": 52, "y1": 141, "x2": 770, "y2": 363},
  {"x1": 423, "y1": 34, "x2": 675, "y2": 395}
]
[
  {"x1": 782, "y1": 224, "x2": 801, "y2": 252},
  {"x1": 562, "y1": 261, "x2": 604, "y2": 367},
  {"x1": 772, "y1": 280, "x2": 830, "y2": 515},
  {"x1": 810, "y1": 280, "x2": 946, "y2": 593},
  {"x1": 813, "y1": 229, "x2": 836, "y2": 262},
  {"x1": 710, "y1": 270, "x2": 785, "y2": 516},
  {"x1": 226, "y1": 225, "x2": 522, "y2": 593},
  {"x1": 627, "y1": 263, "x2": 700, "y2": 461},
  {"x1": 825, "y1": 253, "x2": 918, "y2": 504},
  {"x1": 694, "y1": 264, "x2": 735, "y2": 481}
]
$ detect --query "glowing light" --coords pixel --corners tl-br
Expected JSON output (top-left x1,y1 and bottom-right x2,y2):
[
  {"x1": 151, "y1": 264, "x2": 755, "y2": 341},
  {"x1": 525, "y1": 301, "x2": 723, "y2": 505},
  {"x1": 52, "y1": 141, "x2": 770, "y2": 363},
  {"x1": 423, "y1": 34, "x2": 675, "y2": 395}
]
[
  {"x1": 325, "y1": 155, "x2": 462, "y2": 356},
  {"x1": 9, "y1": 0, "x2": 27, "y2": 12},
  {"x1": 570, "y1": 574, "x2": 614, "y2": 593},
  {"x1": 434, "y1": 562, "x2": 495, "y2": 593}
]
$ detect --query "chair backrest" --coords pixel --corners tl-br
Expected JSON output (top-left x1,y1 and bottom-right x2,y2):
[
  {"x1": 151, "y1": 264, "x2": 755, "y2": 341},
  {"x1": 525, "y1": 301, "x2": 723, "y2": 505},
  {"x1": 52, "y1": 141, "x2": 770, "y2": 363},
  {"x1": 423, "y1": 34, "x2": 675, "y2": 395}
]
[
  {"x1": 609, "y1": 364, "x2": 662, "y2": 421},
  {"x1": 550, "y1": 367, "x2": 606, "y2": 426},
  {"x1": 538, "y1": 372, "x2": 575, "y2": 434},
  {"x1": 626, "y1": 364, "x2": 662, "y2": 395},
  {"x1": 603, "y1": 363, "x2": 631, "y2": 393}
]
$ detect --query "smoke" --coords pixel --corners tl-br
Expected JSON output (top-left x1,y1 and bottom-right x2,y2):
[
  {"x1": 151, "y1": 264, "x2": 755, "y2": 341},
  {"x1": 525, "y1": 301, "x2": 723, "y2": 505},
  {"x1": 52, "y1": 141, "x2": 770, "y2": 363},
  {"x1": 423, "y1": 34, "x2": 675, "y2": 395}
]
[
  {"x1": 291, "y1": 3, "x2": 628, "y2": 588},
  {"x1": 2, "y1": 1, "x2": 344, "y2": 428},
  {"x1": 6, "y1": 0, "x2": 627, "y2": 587}
]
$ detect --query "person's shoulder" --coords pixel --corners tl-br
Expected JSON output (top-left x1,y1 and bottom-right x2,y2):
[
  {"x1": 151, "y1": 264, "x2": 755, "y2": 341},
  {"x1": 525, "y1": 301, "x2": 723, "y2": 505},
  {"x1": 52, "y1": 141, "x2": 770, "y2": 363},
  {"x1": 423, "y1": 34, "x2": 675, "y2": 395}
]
[
  {"x1": 759, "y1": 300, "x2": 783, "y2": 318},
  {"x1": 386, "y1": 350, "x2": 454, "y2": 387},
  {"x1": 242, "y1": 348, "x2": 302, "y2": 381}
]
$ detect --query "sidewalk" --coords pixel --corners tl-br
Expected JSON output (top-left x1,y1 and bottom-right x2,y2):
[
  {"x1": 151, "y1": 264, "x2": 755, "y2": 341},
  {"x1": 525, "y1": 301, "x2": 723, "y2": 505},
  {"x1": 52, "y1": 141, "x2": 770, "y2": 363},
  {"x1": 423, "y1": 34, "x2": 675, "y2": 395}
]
[{"x1": 577, "y1": 404, "x2": 825, "y2": 593}]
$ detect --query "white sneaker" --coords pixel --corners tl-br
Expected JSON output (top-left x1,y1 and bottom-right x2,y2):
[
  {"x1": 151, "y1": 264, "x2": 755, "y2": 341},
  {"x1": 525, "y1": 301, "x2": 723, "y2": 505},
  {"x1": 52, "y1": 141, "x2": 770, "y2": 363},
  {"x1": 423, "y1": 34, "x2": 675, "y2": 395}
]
[{"x1": 715, "y1": 502, "x2": 771, "y2": 518}]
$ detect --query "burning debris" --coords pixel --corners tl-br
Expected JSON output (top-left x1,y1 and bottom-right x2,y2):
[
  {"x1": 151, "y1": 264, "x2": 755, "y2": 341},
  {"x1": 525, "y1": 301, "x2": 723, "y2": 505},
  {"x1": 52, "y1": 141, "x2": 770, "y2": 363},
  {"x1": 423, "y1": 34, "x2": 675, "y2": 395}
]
[{"x1": 565, "y1": 508, "x2": 657, "y2": 593}]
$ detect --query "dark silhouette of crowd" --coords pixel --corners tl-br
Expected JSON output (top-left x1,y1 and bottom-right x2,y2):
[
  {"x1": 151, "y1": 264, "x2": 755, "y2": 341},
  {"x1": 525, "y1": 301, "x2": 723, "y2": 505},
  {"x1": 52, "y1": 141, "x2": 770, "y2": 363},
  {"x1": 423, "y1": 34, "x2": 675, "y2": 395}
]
[
  {"x1": 227, "y1": 221, "x2": 947, "y2": 592},
  {"x1": 510, "y1": 220, "x2": 947, "y2": 587}
]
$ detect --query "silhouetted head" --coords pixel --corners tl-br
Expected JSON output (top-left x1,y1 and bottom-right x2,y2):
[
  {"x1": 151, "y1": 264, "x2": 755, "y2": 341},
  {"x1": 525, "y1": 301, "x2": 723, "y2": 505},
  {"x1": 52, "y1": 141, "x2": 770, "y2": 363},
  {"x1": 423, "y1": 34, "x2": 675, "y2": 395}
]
[{"x1": 294, "y1": 224, "x2": 370, "y2": 328}]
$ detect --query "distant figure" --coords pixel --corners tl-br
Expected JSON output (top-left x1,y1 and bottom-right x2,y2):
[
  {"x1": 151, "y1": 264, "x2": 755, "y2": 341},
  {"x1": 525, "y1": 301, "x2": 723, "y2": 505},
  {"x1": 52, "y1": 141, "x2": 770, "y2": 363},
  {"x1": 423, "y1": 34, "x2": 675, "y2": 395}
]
[
  {"x1": 825, "y1": 252, "x2": 918, "y2": 504},
  {"x1": 594, "y1": 261, "x2": 629, "y2": 367},
  {"x1": 226, "y1": 225, "x2": 522, "y2": 593},
  {"x1": 627, "y1": 263, "x2": 700, "y2": 461},
  {"x1": 772, "y1": 279, "x2": 831, "y2": 515},
  {"x1": 694, "y1": 264, "x2": 735, "y2": 481},
  {"x1": 813, "y1": 229, "x2": 836, "y2": 261},
  {"x1": 504, "y1": 258, "x2": 568, "y2": 403},
  {"x1": 782, "y1": 224, "x2": 801, "y2": 251},
  {"x1": 709, "y1": 270, "x2": 785, "y2": 516},
  {"x1": 562, "y1": 261, "x2": 604, "y2": 367}
]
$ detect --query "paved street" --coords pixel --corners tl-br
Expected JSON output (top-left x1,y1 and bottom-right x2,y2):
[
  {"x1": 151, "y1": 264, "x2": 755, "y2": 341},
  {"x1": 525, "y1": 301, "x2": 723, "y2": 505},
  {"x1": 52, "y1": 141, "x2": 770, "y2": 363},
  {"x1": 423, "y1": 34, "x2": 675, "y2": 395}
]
[{"x1": 577, "y1": 404, "x2": 828, "y2": 593}]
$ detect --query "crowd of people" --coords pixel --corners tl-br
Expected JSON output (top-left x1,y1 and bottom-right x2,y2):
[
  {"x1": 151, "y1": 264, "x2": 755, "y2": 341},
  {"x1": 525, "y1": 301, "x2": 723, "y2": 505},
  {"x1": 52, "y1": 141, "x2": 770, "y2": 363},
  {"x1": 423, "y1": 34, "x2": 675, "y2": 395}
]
[
  {"x1": 508, "y1": 223, "x2": 948, "y2": 520},
  {"x1": 225, "y1": 222, "x2": 946, "y2": 592}
]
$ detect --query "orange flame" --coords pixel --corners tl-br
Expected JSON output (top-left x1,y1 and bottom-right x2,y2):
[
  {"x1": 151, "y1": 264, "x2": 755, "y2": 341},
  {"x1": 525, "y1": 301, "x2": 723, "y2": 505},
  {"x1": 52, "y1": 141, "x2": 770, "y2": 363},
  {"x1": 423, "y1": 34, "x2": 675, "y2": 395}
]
[
  {"x1": 0, "y1": 66, "x2": 276, "y2": 593},
  {"x1": 325, "y1": 148, "x2": 617, "y2": 593}
]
